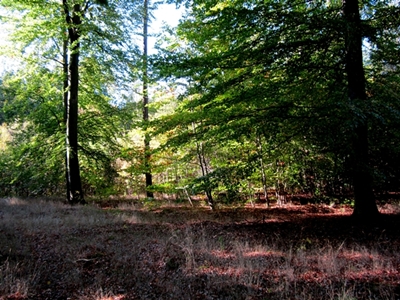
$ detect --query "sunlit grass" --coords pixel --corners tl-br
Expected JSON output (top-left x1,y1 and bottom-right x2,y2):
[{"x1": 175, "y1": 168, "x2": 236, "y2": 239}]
[{"x1": 0, "y1": 197, "x2": 398, "y2": 299}]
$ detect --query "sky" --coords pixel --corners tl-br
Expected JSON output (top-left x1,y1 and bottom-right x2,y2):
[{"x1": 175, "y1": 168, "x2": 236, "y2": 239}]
[
  {"x1": 0, "y1": 16, "x2": 16, "y2": 74},
  {"x1": 149, "y1": 3, "x2": 184, "y2": 54},
  {"x1": 152, "y1": 3, "x2": 184, "y2": 31},
  {"x1": 0, "y1": 3, "x2": 184, "y2": 74}
]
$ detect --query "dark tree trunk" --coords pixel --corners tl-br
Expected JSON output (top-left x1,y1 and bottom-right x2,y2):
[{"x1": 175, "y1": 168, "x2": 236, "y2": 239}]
[
  {"x1": 63, "y1": 1, "x2": 85, "y2": 204},
  {"x1": 343, "y1": 0, "x2": 379, "y2": 218},
  {"x1": 143, "y1": 0, "x2": 153, "y2": 198},
  {"x1": 63, "y1": 34, "x2": 72, "y2": 201}
]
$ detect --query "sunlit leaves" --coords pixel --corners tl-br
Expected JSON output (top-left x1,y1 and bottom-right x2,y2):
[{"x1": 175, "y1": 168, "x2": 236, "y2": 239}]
[
  {"x1": 154, "y1": 0, "x2": 400, "y2": 199},
  {"x1": 0, "y1": 0, "x2": 146, "y2": 197}
]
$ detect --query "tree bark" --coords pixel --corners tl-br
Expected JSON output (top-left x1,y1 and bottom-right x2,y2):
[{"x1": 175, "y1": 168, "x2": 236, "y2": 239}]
[
  {"x1": 143, "y1": 0, "x2": 153, "y2": 198},
  {"x1": 63, "y1": 33, "x2": 72, "y2": 202},
  {"x1": 256, "y1": 134, "x2": 269, "y2": 207},
  {"x1": 198, "y1": 145, "x2": 214, "y2": 210},
  {"x1": 343, "y1": 0, "x2": 379, "y2": 218},
  {"x1": 63, "y1": 1, "x2": 85, "y2": 204},
  {"x1": 193, "y1": 126, "x2": 214, "y2": 209}
]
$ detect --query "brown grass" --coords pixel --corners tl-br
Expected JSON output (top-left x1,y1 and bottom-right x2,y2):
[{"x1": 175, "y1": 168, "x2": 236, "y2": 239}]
[{"x1": 0, "y1": 197, "x2": 399, "y2": 299}]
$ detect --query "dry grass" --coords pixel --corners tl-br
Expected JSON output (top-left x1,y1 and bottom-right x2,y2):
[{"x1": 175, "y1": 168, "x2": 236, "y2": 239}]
[{"x1": 0, "y1": 197, "x2": 399, "y2": 299}]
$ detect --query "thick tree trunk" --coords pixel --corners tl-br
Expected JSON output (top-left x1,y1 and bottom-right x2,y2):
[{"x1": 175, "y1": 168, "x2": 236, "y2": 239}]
[
  {"x1": 68, "y1": 43, "x2": 84, "y2": 204},
  {"x1": 143, "y1": 0, "x2": 153, "y2": 198},
  {"x1": 343, "y1": 0, "x2": 379, "y2": 218},
  {"x1": 64, "y1": 2, "x2": 85, "y2": 204}
]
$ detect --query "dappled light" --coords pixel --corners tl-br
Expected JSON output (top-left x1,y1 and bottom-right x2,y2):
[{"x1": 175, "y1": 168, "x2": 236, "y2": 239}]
[
  {"x1": 1, "y1": 198, "x2": 400, "y2": 299},
  {"x1": 1, "y1": 0, "x2": 400, "y2": 298},
  {"x1": 1, "y1": 197, "x2": 31, "y2": 206}
]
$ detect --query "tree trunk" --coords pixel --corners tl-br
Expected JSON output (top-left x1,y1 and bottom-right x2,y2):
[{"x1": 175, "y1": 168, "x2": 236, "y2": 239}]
[
  {"x1": 343, "y1": 0, "x2": 379, "y2": 218},
  {"x1": 197, "y1": 139, "x2": 214, "y2": 209},
  {"x1": 143, "y1": 0, "x2": 153, "y2": 198},
  {"x1": 63, "y1": 34, "x2": 71, "y2": 201},
  {"x1": 191, "y1": 119, "x2": 214, "y2": 209},
  {"x1": 256, "y1": 134, "x2": 269, "y2": 207},
  {"x1": 64, "y1": 1, "x2": 85, "y2": 204}
]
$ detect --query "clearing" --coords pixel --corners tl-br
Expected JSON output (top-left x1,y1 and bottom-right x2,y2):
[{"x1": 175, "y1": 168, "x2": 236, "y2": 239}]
[{"x1": 0, "y1": 198, "x2": 399, "y2": 299}]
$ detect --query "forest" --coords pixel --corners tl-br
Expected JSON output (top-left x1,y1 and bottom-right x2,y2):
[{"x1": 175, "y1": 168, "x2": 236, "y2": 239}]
[
  {"x1": 0, "y1": 0, "x2": 400, "y2": 216},
  {"x1": 0, "y1": 0, "x2": 400, "y2": 298}
]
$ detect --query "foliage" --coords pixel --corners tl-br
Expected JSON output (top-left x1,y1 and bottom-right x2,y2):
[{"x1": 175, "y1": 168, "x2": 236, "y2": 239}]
[
  {"x1": 0, "y1": 0, "x2": 144, "y2": 198},
  {"x1": 153, "y1": 0, "x2": 400, "y2": 208},
  {"x1": 0, "y1": 0, "x2": 399, "y2": 208}
]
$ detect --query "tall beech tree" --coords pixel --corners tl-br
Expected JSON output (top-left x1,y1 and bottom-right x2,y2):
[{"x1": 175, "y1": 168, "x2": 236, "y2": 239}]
[
  {"x1": 142, "y1": 0, "x2": 154, "y2": 198},
  {"x1": 63, "y1": 1, "x2": 85, "y2": 204},
  {"x1": 343, "y1": 0, "x2": 378, "y2": 217},
  {"x1": 0, "y1": 0, "x2": 139, "y2": 200},
  {"x1": 156, "y1": 0, "x2": 400, "y2": 217},
  {"x1": 62, "y1": 0, "x2": 110, "y2": 204}
]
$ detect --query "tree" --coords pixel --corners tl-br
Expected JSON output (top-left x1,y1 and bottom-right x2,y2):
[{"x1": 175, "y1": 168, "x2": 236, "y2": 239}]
[
  {"x1": 0, "y1": 0, "x2": 140, "y2": 200},
  {"x1": 342, "y1": 0, "x2": 379, "y2": 217},
  {"x1": 142, "y1": 0, "x2": 154, "y2": 198},
  {"x1": 63, "y1": 0, "x2": 86, "y2": 204},
  {"x1": 62, "y1": 0, "x2": 118, "y2": 204},
  {"x1": 156, "y1": 0, "x2": 400, "y2": 216}
]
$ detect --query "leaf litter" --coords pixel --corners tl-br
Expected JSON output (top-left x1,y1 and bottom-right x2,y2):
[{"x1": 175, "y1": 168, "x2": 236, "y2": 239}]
[{"x1": 0, "y1": 197, "x2": 399, "y2": 299}]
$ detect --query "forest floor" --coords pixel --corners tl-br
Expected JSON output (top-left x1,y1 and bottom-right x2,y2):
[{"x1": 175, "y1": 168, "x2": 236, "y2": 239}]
[{"x1": 0, "y1": 197, "x2": 400, "y2": 300}]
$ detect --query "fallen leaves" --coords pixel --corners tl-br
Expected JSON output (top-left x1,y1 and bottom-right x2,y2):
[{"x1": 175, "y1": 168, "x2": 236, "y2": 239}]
[{"x1": 1, "y1": 199, "x2": 400, "y2": 299}]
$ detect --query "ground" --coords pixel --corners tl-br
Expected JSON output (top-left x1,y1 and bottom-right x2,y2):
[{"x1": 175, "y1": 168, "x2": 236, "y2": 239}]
[{"x1": 0, "y1": 198, "x2": 400, "y2": 299}]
